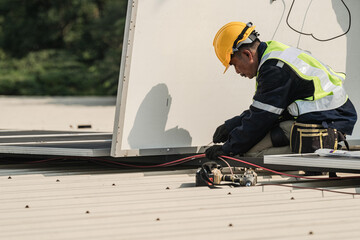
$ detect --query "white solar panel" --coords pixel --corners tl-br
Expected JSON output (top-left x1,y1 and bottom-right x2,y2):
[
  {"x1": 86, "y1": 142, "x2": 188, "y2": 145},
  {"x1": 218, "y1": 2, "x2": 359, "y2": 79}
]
[{"x1": 110, "y1": 0, "x2": 360, "y2": 157}]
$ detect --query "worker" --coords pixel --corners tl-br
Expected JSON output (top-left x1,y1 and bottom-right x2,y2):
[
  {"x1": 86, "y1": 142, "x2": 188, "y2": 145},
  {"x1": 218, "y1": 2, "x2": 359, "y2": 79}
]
[{"x1": 205, "y1": 22, "x2": 357, "y2": 160}]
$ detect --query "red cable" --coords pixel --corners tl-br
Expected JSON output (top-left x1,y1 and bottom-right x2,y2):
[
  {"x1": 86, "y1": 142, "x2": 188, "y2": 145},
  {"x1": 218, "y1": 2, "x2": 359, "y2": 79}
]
[
  {"x1": 25, "y1": 153, "x2": 360, "y2": 181},
  {"x1": 93, "y1": 155, "x2": 202, "y2": 168},
  {"x1": 221, "y1": 155, "x2": 360, "y2": 180},
  {"x1": 27, "y1": 154, "x2": 206, "y2": 168},
  {"x1": 25, "y1": 153, "x2": 360, "y2": 196}
]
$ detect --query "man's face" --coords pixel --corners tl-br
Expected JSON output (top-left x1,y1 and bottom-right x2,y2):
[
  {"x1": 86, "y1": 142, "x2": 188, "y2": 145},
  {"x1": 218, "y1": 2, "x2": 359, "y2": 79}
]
[{"x1": 229, "y1": 50, "x2": 257, "y2": 79}]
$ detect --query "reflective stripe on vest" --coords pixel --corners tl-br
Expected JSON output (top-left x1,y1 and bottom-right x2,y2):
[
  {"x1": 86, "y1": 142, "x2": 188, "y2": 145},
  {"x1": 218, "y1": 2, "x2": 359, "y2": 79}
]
[
  {"x1": 257, "y1": 41, "x2": 347, "y2": 117},
  {"x1": 252, "y1": 100, "x2": 284, "y2": 115}
]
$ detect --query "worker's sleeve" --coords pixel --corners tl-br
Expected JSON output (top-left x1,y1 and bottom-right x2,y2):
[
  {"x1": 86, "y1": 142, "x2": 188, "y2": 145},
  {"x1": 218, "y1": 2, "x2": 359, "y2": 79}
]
[{"x1": 222, "y1": 61, "x2": 293, "y2": 155}]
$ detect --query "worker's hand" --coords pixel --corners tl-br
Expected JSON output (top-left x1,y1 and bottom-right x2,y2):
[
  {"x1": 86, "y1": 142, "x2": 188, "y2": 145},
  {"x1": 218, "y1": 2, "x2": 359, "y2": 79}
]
[
  {"x1": 205, "y1": 145, "x2": 224, "y2": 160},
  {"x1": 213, "y1": 124, "x2": 229, "y2": 143}
]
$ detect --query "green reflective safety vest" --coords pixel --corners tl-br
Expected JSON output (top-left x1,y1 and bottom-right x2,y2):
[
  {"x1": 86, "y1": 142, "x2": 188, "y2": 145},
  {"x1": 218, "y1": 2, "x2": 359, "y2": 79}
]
[{"x1": 257, "y1": 41, "x2": 348, "y2": 117}]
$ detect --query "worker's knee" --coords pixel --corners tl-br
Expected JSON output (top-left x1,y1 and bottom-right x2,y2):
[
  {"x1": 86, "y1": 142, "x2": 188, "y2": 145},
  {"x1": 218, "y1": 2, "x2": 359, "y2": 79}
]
[
  {"x1": 270, "y1": 125, "x2": 290, "y2": 147},
  {"x1": 279, "y1": 120, "x2": 294, "y2": 139}
]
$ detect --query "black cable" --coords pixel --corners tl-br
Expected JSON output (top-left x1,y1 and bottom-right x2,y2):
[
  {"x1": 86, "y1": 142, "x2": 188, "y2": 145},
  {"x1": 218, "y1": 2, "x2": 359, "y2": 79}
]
[{"x1": 286, "y1": 0, "x2": 351, "y2": 42}]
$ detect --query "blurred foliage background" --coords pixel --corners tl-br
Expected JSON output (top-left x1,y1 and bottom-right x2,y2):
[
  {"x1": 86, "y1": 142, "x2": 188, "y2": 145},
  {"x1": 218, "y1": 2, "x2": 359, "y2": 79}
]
[{"x1": 0, "y1": 0, "x2": 127, "y2": 95}]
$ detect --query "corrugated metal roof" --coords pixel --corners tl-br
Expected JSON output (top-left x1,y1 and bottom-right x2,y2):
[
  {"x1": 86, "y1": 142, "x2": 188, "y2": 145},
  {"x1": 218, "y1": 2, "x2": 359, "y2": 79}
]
[{"x1": 1, "y1": 163, "x2": 360, "y2": 240}]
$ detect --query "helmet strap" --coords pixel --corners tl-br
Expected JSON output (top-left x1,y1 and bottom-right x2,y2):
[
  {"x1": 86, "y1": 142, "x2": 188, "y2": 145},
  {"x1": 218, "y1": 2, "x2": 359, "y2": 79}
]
[{"x1": 232, "y1": 22, "x2": 258, "y2": 53}]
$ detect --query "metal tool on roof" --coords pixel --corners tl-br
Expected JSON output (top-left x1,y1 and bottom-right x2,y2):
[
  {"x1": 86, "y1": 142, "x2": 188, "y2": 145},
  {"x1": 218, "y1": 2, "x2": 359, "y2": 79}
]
[{"x1": 195, "y1": 161, "x2": 257, "y2": 187}]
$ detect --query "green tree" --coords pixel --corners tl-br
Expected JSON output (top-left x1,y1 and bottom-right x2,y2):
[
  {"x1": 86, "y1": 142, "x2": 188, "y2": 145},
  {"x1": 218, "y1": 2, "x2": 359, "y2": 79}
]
[{"x1": 0, "y1": 0, "x2": 128, "y2": 95}]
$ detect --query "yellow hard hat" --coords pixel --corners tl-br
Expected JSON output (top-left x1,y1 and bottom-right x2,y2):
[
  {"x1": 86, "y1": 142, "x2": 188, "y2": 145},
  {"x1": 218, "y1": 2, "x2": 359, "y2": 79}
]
[{"x1": 213, "y1": 22, "x2": 256, "y2": 73}]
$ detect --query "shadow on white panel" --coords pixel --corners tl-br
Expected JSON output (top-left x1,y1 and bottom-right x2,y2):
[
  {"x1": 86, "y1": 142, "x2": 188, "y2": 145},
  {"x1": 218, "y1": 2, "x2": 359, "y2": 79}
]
[{"x1": 127, "y1": 83, "x2": 192, "y2": 149}]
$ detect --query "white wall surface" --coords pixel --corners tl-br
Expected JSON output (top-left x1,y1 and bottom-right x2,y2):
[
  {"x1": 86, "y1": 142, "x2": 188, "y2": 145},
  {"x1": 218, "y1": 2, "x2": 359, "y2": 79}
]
[{"x1": 112, "y1": 0, "x2": 360, "y2": 157}]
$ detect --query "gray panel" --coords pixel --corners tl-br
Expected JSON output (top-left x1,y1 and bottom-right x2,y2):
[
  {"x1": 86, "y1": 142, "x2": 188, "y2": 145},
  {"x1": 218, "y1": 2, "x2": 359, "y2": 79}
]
[
  {"x1": 0, "y1": 134, "x2": 111, "y2": 144},
  {"x1": 0, "y1": 130, "x2": 95, "y2": 136},
  {"x1": 264, "y1": 153, "x2": 360, "y2": 170},
  {"x1": 0, "y1": 130, "x2": 111, "y2": 157}
]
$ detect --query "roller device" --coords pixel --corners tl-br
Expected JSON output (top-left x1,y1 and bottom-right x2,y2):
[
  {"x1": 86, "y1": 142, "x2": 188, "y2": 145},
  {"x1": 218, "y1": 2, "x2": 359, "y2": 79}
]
[{"x1": 196, "y1": 161, "x2": 257, "y2": 187}]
